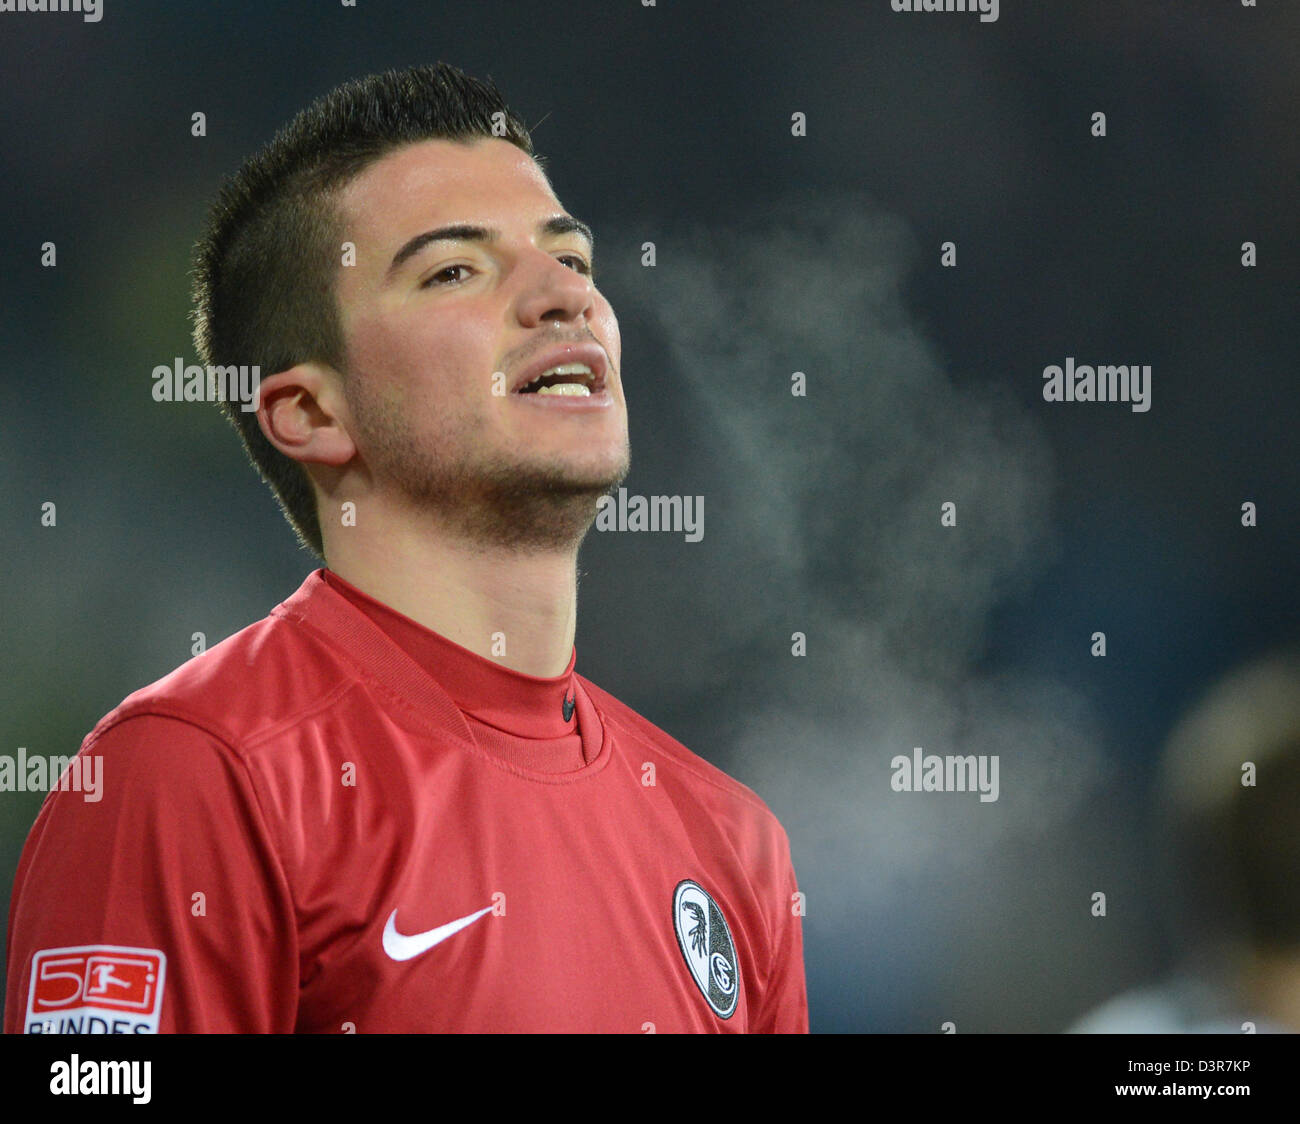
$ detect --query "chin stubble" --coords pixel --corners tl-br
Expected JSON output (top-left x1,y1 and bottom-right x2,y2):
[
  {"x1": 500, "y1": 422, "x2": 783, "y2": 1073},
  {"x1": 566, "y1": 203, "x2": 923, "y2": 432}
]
[{"x1": 349, "y1": 385, "x2": 630, "y2": 550}]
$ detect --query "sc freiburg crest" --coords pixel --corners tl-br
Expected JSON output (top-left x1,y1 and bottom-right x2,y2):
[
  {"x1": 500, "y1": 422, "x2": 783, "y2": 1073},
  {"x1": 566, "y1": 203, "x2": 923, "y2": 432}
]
[{"x1": 672, "y1": 880, "x2": 739, "y2": 1019}]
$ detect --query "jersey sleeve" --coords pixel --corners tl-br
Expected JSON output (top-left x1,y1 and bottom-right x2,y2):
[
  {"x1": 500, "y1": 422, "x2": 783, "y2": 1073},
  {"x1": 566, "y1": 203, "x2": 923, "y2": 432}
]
[
  {"x1": 751, "y1": 834, "x2": 809, "y2": 1033},
  {"x1": 4, "y1": 713, "x2": 298, "y2": 1033}
]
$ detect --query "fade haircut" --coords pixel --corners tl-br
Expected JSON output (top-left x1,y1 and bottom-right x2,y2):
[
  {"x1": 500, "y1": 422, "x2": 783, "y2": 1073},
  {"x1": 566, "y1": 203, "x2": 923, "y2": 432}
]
[{"x1": 191, "y1": 63, "x2": 538, "y2": 558}]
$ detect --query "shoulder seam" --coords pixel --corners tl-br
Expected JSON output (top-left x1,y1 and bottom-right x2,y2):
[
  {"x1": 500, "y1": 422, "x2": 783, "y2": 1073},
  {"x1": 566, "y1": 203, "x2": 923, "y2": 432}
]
[
  {"x1": 79, "y1": 709, "x2": 303, "y2": 1007},
  {"x1": 580, "y1": 682, "x2": 778, "y2": 823}
]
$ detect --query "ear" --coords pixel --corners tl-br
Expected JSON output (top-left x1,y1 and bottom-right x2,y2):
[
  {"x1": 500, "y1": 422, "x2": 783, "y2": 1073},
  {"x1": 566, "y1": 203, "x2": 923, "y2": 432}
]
[{"x1": 255, "y1": 363, "x2": 355, "y2": 467}]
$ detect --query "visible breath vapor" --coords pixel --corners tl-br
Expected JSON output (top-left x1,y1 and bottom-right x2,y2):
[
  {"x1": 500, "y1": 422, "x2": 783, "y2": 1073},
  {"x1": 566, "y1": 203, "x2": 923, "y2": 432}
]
[{"x1": 598, "y1": 188, "x2": 1114, "y2": 1027}]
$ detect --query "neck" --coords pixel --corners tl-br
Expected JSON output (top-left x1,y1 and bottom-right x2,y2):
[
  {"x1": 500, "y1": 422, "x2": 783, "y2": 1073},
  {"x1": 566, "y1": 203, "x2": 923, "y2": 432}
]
[{"x1": 323, "y1": 510, "x2": 580, "y2": 679}]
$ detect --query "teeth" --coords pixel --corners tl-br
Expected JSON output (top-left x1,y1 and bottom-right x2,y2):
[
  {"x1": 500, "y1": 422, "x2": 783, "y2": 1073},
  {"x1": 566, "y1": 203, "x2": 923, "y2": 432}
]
[
  {"x1": 521, "y1": 362, "x2": 594, "y2": 392},
  {"x1": 535, "y1": 383, "x2": 592, "y2": 397}
]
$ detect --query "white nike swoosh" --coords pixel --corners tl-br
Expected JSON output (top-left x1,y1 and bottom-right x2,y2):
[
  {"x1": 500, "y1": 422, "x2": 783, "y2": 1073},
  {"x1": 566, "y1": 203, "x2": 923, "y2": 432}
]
[{"x1": 382, "y1": 905, "x2": 494, "y2": 962}]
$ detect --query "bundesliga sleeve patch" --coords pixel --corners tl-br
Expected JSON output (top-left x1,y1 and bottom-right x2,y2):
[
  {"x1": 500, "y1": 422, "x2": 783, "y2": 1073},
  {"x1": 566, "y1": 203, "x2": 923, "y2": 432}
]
[
  {"x1": 24, "y1": 946, "x2": 167, "y2": 1034},
  {"x1": 672, "y1": 880, "x2": 739, "y2": 1019}
]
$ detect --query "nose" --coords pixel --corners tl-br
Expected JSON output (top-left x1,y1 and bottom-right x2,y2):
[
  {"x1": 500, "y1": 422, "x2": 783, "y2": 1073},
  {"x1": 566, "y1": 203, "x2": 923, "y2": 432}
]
[{"x1": 515, "y1": 250, "x2": 595, "y2": 328}]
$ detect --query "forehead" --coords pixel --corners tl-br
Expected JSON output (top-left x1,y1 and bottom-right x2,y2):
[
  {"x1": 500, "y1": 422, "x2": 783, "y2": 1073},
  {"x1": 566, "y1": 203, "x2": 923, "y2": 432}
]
[{"x1": 337, "y1": 137, "x2": 560, "y2": 245}]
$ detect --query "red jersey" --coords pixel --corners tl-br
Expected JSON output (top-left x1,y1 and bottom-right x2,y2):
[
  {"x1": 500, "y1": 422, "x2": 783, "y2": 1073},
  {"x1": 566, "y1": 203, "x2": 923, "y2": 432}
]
[{"x1": 5, "y1": 570, "x2": 807, "y2": 1033}]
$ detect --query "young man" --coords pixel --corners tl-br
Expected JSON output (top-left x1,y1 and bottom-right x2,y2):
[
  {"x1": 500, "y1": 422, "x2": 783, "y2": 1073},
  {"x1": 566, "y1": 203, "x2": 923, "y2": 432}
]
[{"x1": 5, "y1": 63, "x2": 808, "y2": 1033}]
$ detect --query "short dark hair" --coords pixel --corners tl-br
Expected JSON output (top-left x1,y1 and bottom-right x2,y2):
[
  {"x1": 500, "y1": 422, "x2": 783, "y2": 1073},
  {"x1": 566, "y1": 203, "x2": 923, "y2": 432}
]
[{"x1": 191, "y1": 63, "x2": 538, "y2": 558}]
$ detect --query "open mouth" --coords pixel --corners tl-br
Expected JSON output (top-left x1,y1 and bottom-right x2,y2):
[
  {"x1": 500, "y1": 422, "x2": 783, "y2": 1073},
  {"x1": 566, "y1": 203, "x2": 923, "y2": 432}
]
[{"x1": 513, "y1": 362, "x2": 605, "y2": 398}]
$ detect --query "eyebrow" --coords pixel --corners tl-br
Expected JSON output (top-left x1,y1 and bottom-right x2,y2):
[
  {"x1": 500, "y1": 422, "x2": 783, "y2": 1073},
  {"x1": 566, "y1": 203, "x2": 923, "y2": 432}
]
[{"x1": 386, "y1": 215, "x2": 594, "y2": 277}]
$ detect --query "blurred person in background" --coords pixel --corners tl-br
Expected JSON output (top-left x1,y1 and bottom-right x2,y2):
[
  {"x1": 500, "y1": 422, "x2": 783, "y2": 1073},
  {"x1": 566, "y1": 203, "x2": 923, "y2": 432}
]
[{"x1": 1071, "y1": 648, "x2": 1300, "y2": 1033}]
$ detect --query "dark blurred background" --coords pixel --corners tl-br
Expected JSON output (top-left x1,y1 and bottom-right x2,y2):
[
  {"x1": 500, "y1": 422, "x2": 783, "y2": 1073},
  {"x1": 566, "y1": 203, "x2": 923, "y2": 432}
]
[{"x1": 2, "y1": 0, "x2": 1297, "y2": 1032}]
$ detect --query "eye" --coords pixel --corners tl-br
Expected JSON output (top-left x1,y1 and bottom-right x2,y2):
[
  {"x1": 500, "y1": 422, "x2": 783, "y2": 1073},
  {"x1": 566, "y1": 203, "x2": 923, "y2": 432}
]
[
  {"x1": 558, "y1": 254, "x2": 593, "y2": 277},
  {"x1": 420, "y1": 264, "x2": 473, "y2": 288}
]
